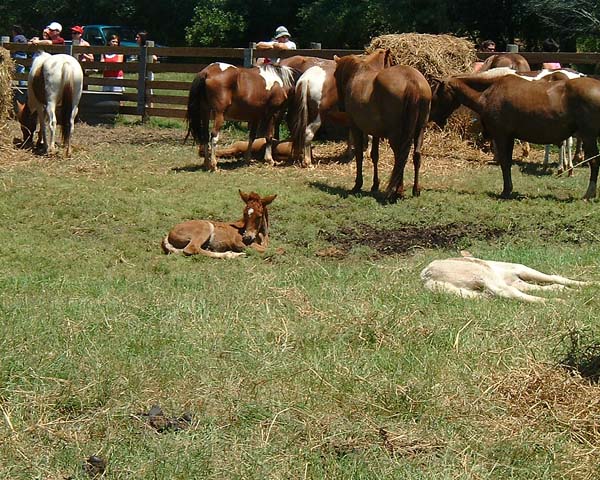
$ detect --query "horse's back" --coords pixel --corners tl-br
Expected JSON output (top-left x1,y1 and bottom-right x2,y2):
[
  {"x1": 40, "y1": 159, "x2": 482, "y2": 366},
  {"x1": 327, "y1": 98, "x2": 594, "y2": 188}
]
[{"x1": 481, "y1": 53, "x2": 530, "y2": 72}]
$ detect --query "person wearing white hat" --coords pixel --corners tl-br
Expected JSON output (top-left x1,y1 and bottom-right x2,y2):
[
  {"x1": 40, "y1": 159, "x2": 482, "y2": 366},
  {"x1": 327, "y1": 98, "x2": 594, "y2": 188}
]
[
  {"x1": 256, "y1": 25, "x2": 296, "y2": 64},
  {"x1": 29, "y1": 21, "x2": 65, "y2": 45}
]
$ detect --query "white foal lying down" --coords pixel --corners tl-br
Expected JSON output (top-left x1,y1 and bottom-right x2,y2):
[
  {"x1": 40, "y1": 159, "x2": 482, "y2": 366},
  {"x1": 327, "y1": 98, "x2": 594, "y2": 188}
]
[{"x1": 421, "y1": 253, "x2": 590, "y2": 303}]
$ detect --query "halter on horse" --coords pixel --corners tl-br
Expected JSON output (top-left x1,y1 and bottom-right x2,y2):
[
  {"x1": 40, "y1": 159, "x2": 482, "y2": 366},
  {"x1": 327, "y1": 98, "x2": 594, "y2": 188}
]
[
  {"x1": 430, "y1": 70, "x2": 600, "y2": 199},
  {"x1": 334, "y1": 49, "x2": 432, "y2": 201},
  {"x1": 185, "y1": 62, "x2": 296, "y2": 171},
  {"x1": 162, "y1": 190, "x2": 277, "y2": 258},
  {"x1": 25, "y1": 52, "x2": 83, "y2": 156}
]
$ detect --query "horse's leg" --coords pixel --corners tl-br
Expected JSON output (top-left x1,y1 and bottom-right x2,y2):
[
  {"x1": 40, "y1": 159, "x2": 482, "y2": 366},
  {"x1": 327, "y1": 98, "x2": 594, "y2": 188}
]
[
  {"x1": 370, "y1": 136, "x2": 380, "y2": 192},
  {"x1": 350, "y1": 126, "x2": 364, "y2": 193},
  {"x1": 46, "y1": 103, "x2": 57, "y2": 155},
  {"x1": 208, "y1": 112, "x2": 224, "y2": 171},
  {"x1": 386, "y1": 135, "x2": 412, "y2": 202},
  {"x1": 263, "y1": 117, "x2": 276, "y2": 166},
  {"x1": 412, "y1": 126, "x2": 426, "y2": 197},
  {"x1": 581, "y1": 135, "x2": 599, "y2": 199},
  {"x1": 245, "y1": 122, "x2": 258, "y2": 165},
  {"x1": 565, "y1": 137, "x2": 574, "y2": 176},
  {"x1": 66, "y1": 107, "x2": 78, "y2": 157},
  {"x1": 543, "y1": 145, "x2": 551, "y2": 169},
  {"x1": 302, "y1": 111, "x2": 322, "y2": 168},
  {"x1": 493, "y1": 137, "x2": 515, "y2": 199}
]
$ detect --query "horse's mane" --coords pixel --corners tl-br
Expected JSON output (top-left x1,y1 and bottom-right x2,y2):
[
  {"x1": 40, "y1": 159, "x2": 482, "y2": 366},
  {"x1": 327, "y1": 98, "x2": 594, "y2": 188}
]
[{"x1": 260, "y1": 64, "x2": 296, "y2": 90}]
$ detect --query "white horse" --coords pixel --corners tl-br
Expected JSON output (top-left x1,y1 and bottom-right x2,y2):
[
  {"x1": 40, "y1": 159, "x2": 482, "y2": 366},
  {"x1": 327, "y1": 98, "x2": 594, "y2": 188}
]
[{"x1": 27, "y1": 52, "x2": 84, "y2": 156}]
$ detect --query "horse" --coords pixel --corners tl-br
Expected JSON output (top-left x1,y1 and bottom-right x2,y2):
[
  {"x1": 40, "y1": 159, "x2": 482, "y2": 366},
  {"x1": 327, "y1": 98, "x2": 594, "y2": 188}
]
[
  {"x1": 430, "y1": 69, "x2": 600, "y2": 199},
  {"x1": 333, "y1": 49, "x2": 432, "y2": 201},
  {"x1": 216, "y1": 138, "x2": 293, "y2": 162},
  {"x1": 479, "y1": 53, "x2": 531, "y2": 73},
  {"x1": 421, "y1": 251, "x2": 591, "y2": 303},
  {"x1": 161, "y1": 190, "x2": 276, "y2": 258},
  {"x1": 25, "y1": 52, "x2": 83, "y2": 156},
  {"x1": 290, "y1": 60, "x2": 353, "y2": 167},
  {"x1": 516, "y1": 69, "x2": 586, "y2": 175},
  {"x1": 185, "y1": 62, "x2": 296, "y2": 171}
]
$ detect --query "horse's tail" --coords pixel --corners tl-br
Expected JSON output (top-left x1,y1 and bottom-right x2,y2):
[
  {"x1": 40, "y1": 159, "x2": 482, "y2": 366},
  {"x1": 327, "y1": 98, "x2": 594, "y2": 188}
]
[
  {"x1": 185, "y1": 74, "x2": 209, "y2": 145},
  {"x1": 59, "y1": 62, "x2": 75, "y2": 145},
  {"x1": 161, "y1": 235, "x2": 181, "y2": 254},
  {"x1": 290, "y1": 76, "x2": 309, "y2": 160}
]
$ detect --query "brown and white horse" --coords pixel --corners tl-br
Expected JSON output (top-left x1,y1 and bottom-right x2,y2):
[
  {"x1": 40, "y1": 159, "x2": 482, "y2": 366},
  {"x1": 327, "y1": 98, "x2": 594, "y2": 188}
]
[
  {"x1": 430, "y1": 69, "x2": 600, "y2": 198},
  {"x1": 334, "y1": 49, "x2": 432, "y2": 201},
  {"x1": 24, "y1": 52, "x2": 83, "y2": 156},
  {"x1": 478, "y1": 53, "x2": 531, "y2": 73},
  {"x1": 290, "y1": 60, "x2": 352, "y2": 167},
  {"x1": 162, "y1": 190, "x2": 276, "y2": 258},
  {"x1": 185, "y1": 62, "x2": 296, "y2": 171}
]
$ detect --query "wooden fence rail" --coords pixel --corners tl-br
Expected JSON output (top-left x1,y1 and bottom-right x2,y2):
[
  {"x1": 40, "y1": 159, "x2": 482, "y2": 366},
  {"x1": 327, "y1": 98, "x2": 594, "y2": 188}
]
[{"x1": 2, "y1": 39, "x2": 600, "y2": 122}]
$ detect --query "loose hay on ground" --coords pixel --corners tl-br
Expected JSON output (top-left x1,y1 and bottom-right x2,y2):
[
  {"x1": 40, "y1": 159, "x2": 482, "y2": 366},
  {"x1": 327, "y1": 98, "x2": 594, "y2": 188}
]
[{"x1": 1, "y1": 47, "x2": 17, "y2": 159}]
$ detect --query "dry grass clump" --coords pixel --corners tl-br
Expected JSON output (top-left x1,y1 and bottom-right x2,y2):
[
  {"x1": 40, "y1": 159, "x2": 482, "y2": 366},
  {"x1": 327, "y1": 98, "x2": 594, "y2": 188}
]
[
  {"x1": 0, "y1": 47, "x2": 16, "y2": 153},
  {"x1": 366, "y1": 33, "x2": 477, "y2": 79}
]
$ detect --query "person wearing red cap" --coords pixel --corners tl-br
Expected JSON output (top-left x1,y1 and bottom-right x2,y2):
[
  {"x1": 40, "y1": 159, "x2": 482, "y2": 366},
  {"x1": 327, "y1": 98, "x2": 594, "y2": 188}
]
[{"x1": 71, "y1": 26, "x2": 93, "y2": 62}]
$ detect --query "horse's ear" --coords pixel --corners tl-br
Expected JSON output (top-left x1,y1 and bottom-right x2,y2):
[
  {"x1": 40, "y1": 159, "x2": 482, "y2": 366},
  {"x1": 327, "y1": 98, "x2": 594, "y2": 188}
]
[
  {"x1": 334, "y1": 55, "x2": 340, "y2": 63},
  {"x1": 261, "y1": 194, "x2": 277, "y2": 206},
  {"x1": 384, "y1": 48, "x2": 392, "y2": 67},
  {"x1": 239, "y1": 190, "x2": 250, "y2": 203}
]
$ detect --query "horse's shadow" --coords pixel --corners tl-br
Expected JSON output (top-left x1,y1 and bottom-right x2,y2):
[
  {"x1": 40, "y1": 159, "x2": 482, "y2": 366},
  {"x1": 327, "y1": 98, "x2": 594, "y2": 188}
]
[
  {"x1": 309, "y1": 181, "x2": 391, "y2": 204},
  {"x1": 513, "y1": 158, "x2": 555, "y2": 176},
  {"x1": 484, "y1": 190, "x2": 579, "y2": 203},
  {"x1": 172, "y1": 158, "x2": 249, "y2": 173}
]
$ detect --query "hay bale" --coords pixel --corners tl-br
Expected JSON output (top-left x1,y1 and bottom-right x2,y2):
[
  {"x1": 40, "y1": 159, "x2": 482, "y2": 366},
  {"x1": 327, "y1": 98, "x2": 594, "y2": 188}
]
[
  {"x1": 0, "y1": 47, "x2": 15, "y2": 152},
  {"x1": 366, "y1": 33, "x2": 477, "y2": 80}
]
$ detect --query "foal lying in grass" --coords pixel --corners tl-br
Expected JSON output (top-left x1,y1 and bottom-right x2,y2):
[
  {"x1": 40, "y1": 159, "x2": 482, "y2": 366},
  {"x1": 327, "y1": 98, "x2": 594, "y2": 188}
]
[
  {"x1": 421, "y1": 252, "x2": 591, "y2": 303},
  {"x1": 162, "y1": 190, "x2": 276, "y2": 258}
]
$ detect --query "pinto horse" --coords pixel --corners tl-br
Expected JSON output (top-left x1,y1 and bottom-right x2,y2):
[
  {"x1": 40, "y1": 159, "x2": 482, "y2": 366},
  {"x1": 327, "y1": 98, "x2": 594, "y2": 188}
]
[
  {"x1": 334, "y1": 49, "x2": 432, "y2": 201},
  {"x1": 430, "y1": 69, "x2": 600, "y2": 199},
  {"x1": 25, "y1": 52, "x2": 83, "y2": 156},
  {"x1": 185, "y1": 62, "x2": 296, "y2": 171},
  {"x1": 162, "y1": 190, "x2": 276, "y2": 258},
  {"x1": 290, "y1": 60, "x2": 353, "y2": 167}
]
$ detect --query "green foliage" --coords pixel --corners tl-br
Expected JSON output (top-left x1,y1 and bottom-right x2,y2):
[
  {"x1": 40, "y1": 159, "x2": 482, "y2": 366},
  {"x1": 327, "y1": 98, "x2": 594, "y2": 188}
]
[{"x1": 185, "y1": 0, "x2": 246, "y2": 47}]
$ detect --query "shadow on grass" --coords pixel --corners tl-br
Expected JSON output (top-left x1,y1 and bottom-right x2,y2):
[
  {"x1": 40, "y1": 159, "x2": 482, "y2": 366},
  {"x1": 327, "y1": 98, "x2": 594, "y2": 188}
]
[
  {"x1": 558, "y1": 330, "x2": 600, "y2": 383},
  {"x1": 172, "y1": 158, "x2": 248, "y2": 172},
  {"x1": 309, "y1": 181, "x2": 394, "y2": 205}
]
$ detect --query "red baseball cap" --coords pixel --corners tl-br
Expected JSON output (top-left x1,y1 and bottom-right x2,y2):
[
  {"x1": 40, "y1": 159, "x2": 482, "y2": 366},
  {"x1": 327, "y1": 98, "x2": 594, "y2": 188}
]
[{"x1": 71, "y1": 25, "x2": 84, "y2": 34}]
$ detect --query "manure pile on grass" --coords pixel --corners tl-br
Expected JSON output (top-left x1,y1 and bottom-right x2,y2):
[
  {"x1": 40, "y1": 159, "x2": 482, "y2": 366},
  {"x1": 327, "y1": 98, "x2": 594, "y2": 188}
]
[{"x1": 366, "y1": 33, "x2": 477, "y2": 79}]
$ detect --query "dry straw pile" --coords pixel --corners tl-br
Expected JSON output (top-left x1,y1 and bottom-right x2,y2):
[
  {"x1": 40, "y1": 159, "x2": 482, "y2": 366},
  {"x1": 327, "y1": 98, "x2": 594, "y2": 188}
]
[
  {"x1": 366, "y1": 33, "x2": 477, "y2": 79},
  {"x1": 0, "y1": 47, "x2": 16, "y2": 152}
]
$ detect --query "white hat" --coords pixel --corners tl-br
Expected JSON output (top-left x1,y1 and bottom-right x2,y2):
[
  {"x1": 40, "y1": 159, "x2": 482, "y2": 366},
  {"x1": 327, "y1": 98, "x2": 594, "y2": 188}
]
[
  {"x1": 274, "y1": 26, "x2": 290, "y2": 39},
  {"x1": 47, "y1": 22, "x2": 62, "y2": 32}
]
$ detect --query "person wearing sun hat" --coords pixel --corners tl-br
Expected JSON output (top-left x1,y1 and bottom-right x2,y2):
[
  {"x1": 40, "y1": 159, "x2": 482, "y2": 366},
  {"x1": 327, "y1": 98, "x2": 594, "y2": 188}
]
[
  {"x1": 71, "y1": 25, "x2": 93, "y2": 62},
  {"x1": 256, "y1": 25, "x2": 296, "y2": 64},
  {"x1": 29, "y1": 21, "x2": 65, "y2": 45}
]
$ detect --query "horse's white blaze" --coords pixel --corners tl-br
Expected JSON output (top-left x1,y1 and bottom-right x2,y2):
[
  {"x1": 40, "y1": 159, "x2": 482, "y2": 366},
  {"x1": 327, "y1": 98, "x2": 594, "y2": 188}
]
[
  {"x1": 259, "y1": 68, "x2": 282, "y2": 91},
  {"x1": 247, "y1": 208, "x2": 254, "y2": 215},
  {"x1": 214, "y1": 62, "x2": 236, "y2": 71}
]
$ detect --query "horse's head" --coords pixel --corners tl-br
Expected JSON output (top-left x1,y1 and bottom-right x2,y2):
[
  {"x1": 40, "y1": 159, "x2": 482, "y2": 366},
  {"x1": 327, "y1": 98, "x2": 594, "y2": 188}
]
[
  {"x1": 239, "y1": 190, "x2": 277, "y2": 245},
  {"x1": 16, "y1": 100, "x2": 36, "y2": 148},
  {"x1": 428, "y1": 77, "x2": 461, "y2": 128}
]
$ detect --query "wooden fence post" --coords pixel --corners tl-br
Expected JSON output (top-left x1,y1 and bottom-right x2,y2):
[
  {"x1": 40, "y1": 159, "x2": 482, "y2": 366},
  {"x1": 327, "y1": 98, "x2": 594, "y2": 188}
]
[
  {"x1": 0, "y1": 36, "x2": 10, "y2": 47},
  {"x1": 244, "y1": 42, "x2": 256, "y2": 67},
  {"x1": 137, "y1": 42, "x2": 149, "y2": 120}
]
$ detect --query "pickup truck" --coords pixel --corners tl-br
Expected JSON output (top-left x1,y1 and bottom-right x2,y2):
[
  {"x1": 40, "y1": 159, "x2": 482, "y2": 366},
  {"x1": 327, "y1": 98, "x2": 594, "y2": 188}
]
[{"x1": 82, "y1": 25, "x2": 139, "y2": 47}]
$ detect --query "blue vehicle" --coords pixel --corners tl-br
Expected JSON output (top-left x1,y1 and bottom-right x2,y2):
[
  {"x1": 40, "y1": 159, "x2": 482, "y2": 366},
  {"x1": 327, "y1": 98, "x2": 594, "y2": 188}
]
[{"x1": 82, "y1": 25, "x2": 139, "y2": 47}]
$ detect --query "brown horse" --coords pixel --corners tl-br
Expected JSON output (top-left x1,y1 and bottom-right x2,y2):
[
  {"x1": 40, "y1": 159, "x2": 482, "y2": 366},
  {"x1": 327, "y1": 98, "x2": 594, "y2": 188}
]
[
  {"x1": 334, "y1": 49, "x2": 432, "y2": 200},
  {"x1": 185, "y1": 62, "x2": 296, "y2": 171},
  {"x1": 216, "y1": 138, "x2": 293, "y2": 162},
  {"x1": 162, "y1": 190, "x2": 276, "y2": 258},
  {"x1": 479, "y1": 53, "x2": 531, "y2": 73},
  {"x1": 290, "y1": 60, "x2": 352, "y2": 167},
  {"x1": 430, "y1": 70, "x2": 600, "y2": 199}
]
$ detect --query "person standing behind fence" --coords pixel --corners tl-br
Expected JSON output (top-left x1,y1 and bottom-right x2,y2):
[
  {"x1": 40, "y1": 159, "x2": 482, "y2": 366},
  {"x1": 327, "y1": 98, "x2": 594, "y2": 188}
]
[
  {"x1": 101, "y1": 35, "x2": 124, "y2": 92},
  {"x1": 256, "y1": 26, "x2": 296, "y2": 64},
  {"x1": 473, "y1": 39, "x2": 496, "y2": 72},
  {"x1": 542, "y1": 38, "x2": 561, "y2": 70},
  {"x1": 11, "y1": 25, "x2": 27, "y2": 86},
  {"x1": 29, "y1": 22, "x2": 65, "y2": 45},
  {"x1": 71, "y1": 26, "x2": 93, "y2": 62}
]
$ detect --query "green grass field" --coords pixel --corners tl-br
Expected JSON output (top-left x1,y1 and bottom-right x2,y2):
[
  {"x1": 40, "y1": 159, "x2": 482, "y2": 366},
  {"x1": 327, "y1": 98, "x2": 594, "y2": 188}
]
[{"x1": 1, "y1": 123, "x2": 599, "y2": 479}]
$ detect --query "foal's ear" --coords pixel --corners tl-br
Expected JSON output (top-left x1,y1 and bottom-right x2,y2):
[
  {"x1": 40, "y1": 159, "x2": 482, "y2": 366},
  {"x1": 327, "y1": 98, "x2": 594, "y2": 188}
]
[
  {"x1": 261, "y1": 194, "x2": 277, "y2": 206},
  {"x1": 333, "y1": 55, "x2": 340, "y2": 62},
  {"x1": 239, "y1": 190, "x2": 250, "y2": 203}
]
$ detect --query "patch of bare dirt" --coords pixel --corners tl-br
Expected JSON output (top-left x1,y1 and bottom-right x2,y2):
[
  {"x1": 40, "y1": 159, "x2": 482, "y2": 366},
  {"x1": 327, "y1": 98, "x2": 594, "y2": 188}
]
[{"x1": 323, "y1": 222, "x2": 506, "y2": 256}]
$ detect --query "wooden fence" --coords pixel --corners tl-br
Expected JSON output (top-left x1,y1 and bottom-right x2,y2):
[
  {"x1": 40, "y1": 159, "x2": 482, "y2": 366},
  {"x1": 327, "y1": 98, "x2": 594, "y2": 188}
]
[{"x1": 3, "y1": 39, "x2": 600, "y2": 122}]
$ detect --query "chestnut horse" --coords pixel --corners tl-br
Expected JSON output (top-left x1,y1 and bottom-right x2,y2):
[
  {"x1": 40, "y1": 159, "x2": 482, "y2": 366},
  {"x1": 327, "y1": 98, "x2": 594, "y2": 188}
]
[
  {"x1": 25, "y1": 52, "x2": 83, "y2": 156},
  {"x1": 334, "y1": 49, "x2": 432, "y2": 201},
  {"x1": 479, "y1": 53, "x2": 531, "y2": 73},
  {"x1": 162, "y1": 190, "x2": 276, "y2": 258},
  {"x1": 430, "y1": 69, "x2": 600, "y2": 198},
  {"x1": 185, "y1": 62, "x2": 296, "y2": 171},
  {"x1": 290, "y1": 60, "x2": 352, "y2": 167}
]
